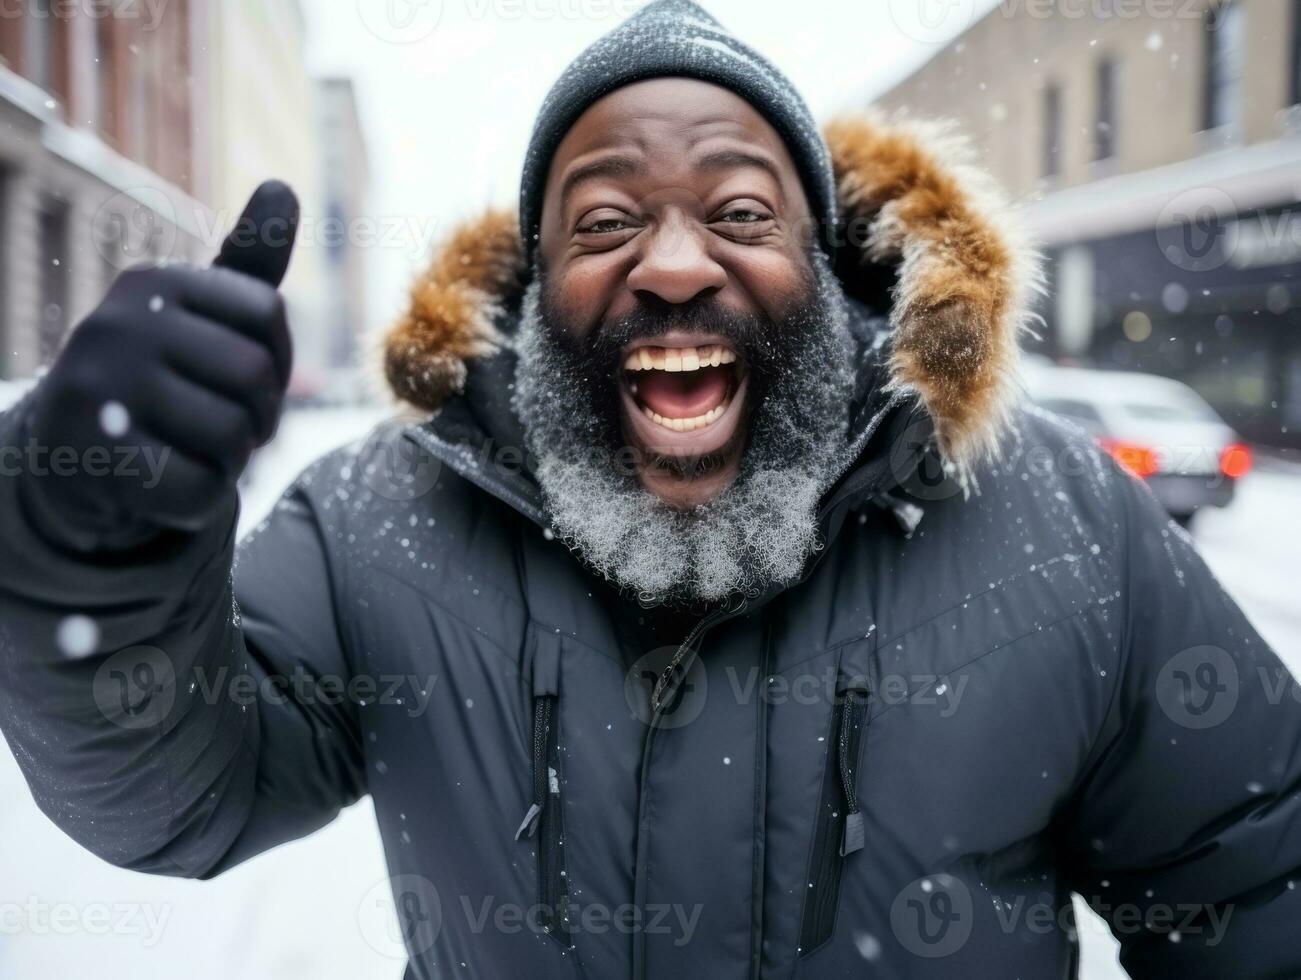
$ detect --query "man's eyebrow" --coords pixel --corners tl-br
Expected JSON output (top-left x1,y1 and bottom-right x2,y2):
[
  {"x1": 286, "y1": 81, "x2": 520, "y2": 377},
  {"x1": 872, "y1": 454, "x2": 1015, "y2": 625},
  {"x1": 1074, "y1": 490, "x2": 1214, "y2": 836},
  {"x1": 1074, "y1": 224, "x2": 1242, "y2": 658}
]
[
  {"x1": 694, "y1": 148, "x2": 782, "y2": 183},
  {"x1": 559, "y1": 154, "x2": 647, "y2": 210}
]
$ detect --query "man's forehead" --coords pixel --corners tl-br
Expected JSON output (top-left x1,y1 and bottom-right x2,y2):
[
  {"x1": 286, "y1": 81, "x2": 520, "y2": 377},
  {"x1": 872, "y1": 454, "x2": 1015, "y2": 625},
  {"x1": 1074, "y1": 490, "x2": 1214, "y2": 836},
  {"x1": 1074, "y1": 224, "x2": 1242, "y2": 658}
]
[{"x1": 550, "y1": 77, "x2": 789, "y2": 167}]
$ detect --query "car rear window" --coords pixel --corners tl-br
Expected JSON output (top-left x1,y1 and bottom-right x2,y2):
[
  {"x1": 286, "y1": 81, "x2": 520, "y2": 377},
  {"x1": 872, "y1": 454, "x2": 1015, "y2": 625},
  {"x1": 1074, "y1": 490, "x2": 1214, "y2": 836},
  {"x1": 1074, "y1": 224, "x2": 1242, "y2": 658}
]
[
  {"x1": 1039, "y1": 398, "x2": 1104, "y2": 425},
  {"x1": 1122, "y1": 400, "x2": 1219, "y2": 423}
]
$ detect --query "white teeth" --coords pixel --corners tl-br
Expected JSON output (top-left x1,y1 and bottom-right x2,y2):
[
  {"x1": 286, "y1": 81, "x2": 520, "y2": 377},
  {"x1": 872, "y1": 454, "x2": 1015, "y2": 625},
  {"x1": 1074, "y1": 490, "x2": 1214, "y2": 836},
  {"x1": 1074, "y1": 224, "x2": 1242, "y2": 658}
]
[
  {"x1": 640, "y1": 397, "x2": 730, "y2": 432},
  {"x1": 623, "y1": 344, "x2": 737, "y2": 372}
]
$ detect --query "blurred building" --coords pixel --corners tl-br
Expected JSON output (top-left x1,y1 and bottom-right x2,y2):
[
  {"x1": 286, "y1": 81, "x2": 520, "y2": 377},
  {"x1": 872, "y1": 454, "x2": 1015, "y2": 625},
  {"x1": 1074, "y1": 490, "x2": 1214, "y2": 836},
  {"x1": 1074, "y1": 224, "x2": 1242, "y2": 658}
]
[
  {"x1": 0, "y1": 0, "x2": 210, "y2": 378},
  {"x1": 1, "y1": 1, "x2": 366, "y2": 403},
  {"x1": 194, "y1": 0, "x2": 336, "y2": 400},
  {"x1": 874, "y1": 0, "x2": 1301, "y2": 448},
  {"x1": 315, "y1": 76, "x2": 371, "y2": 397}
]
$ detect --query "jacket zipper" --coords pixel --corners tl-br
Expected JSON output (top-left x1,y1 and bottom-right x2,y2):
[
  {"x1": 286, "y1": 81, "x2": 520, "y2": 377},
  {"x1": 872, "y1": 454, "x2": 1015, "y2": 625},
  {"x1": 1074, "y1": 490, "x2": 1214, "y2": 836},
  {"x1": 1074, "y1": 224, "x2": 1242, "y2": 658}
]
[
  {"x1": 515, "y1": 694, "x2": 572, "y2": 947},
  {"x1": 799, "y1": 686, "x2": 868, "y2": 955}
]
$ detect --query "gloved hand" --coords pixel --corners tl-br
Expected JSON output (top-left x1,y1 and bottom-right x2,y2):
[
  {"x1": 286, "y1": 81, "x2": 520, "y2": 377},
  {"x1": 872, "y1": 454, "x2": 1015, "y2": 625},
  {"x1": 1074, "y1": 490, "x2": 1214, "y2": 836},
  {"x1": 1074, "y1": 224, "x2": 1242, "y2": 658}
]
[{"x1": 19, "y1": 181, "x2": 300, "y2": 548}]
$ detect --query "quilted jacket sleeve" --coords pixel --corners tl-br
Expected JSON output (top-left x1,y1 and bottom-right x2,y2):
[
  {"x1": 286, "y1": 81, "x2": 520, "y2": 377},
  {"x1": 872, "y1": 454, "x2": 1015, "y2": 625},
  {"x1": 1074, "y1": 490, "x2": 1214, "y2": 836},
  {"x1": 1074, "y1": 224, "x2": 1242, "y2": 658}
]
[
  {"x1": 1060, "y1": 468, "x2": 1301, "y2": 978},
  {"x1": 0, "y1": 397, "x2": 365, "y2": 878}
]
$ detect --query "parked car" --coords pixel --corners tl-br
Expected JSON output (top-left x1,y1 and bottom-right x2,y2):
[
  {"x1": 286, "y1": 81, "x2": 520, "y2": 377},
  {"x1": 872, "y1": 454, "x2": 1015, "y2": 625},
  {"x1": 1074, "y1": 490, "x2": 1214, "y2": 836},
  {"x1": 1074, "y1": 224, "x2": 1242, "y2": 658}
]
[{"x1": 1022, "y1": 364, "x2": 1251, "y2": 523}]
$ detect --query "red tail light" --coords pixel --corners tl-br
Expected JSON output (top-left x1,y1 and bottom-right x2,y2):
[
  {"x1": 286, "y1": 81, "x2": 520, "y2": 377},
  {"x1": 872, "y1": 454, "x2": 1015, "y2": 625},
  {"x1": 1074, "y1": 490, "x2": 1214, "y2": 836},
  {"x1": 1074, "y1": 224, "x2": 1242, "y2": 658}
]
[
  {"x1": 1219, "y1": 443, "x2": 1252, "y2": 480},
  {"x1": 1099, "y1": 438, "x2": 1161, "y2": 479}
]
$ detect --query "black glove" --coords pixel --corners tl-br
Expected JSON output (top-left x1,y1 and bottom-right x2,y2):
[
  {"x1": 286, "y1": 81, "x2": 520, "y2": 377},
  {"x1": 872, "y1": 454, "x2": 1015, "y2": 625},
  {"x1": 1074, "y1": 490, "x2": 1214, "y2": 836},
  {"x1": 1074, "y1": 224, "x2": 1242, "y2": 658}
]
[{"x1": 19, "y1": 181, "x2": 300, "y2": 548}]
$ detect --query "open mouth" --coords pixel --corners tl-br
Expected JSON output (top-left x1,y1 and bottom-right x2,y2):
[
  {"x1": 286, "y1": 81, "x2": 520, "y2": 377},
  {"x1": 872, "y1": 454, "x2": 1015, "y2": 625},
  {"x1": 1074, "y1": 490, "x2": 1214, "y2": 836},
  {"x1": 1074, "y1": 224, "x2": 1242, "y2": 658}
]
[
  {"x1": 624, "y1": 343, "x2": 739, "y2": 430},
  {"x1": 617, "y1": 333, "x2": 748, "y2": 462}
]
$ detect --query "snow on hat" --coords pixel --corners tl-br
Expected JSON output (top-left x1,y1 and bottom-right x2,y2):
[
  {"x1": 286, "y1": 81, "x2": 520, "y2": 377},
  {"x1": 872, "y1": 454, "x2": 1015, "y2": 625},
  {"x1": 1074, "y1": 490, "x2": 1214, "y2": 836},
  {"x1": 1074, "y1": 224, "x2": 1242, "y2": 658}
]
[{"x1": 517, "y1": 0, "x2": 838, "y2": 264}]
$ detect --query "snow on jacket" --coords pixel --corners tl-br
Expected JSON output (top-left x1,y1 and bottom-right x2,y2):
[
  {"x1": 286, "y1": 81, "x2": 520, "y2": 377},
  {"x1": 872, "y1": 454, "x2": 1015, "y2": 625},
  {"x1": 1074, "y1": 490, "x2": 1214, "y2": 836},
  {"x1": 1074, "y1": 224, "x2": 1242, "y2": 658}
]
[{"x1": 3, "y1": 115, "x2": 1300, "y2": 979}]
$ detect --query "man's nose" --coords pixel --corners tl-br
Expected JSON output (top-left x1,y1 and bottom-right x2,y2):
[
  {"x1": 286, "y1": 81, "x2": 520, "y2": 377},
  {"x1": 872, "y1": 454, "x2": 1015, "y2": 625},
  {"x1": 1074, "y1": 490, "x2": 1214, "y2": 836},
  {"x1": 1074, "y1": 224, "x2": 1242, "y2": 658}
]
[{"x1": 625, "y1": 211, "x2": 727, "y2": 306}]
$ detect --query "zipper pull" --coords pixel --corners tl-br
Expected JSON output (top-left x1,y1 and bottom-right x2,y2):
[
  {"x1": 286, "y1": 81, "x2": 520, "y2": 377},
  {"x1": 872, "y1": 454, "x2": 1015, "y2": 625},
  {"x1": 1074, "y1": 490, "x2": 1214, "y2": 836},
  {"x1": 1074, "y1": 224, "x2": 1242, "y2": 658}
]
[
  {"x1": 837, "y1": 689, "x2": 866, "y2": 856},
  {"x1": 515, "y1": 802, "x2": 543, "y2": 840},
  {"x1": 516, "y1": 695, "x2": 552, "y2": 840},
  {"x1": 840, "y1": 810, "x2": 864, "y2": 856}
]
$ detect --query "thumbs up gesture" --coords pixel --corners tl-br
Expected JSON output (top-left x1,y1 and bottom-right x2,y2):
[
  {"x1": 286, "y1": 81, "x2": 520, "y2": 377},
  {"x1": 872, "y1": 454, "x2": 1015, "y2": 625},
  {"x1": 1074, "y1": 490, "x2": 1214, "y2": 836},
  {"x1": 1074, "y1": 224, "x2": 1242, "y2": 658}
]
[{"x1": 22, "y1": 182, "x2": 300, "y2": 545}]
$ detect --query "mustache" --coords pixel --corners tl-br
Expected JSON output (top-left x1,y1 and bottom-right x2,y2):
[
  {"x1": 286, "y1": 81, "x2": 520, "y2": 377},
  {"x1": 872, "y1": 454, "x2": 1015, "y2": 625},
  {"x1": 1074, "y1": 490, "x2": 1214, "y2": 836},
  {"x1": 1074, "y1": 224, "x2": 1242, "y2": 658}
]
[{"x1": 584, "y1": 296, "x2": 777, "y2": 372}]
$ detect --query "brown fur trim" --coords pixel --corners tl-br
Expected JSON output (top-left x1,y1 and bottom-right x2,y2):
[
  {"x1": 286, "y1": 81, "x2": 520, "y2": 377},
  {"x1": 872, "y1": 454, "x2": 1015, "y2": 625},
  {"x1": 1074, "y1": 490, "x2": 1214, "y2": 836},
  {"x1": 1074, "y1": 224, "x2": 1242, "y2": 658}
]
[
  {"x1": 381, "y1": 115, "x2": 1038, "y2": 469},
  {"x1": 382, "y1": 208, "x2": 522, "y2": 411},
  {"x1": 825, "y1": 113, "x2": 1039, "y2": 468}
]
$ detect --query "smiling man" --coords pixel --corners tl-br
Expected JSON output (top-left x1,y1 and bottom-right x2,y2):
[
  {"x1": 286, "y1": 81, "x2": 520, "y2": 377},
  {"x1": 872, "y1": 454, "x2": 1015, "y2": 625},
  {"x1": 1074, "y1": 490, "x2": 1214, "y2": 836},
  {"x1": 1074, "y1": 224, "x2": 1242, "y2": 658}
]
[
  {"x1": 513, "y1": 77, "x2": 857, "y2": 602},
  {"x1": 3, "y1": 2, "x2": 1301, "y2": 978}
]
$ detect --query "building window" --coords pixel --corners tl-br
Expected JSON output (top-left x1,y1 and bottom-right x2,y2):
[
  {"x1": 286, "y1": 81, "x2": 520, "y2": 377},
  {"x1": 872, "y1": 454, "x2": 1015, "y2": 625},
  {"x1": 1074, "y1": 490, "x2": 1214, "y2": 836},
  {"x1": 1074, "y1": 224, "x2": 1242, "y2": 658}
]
[
  {"x1": 38, "y1": 197, "x2": 70, "y2": 367},
  {"x1": 0, "y1": 168, "x2": 8, "y2": 378},
  {"x1": 1042, "y1": 82, "x2": 1063, "y2": 179},
  {"x1": 1292, "y1": 0, "x2": 1301, "y2": 106},
  {"x1": 23, "y1": 0, "x2": 55, "y2": 91},
  {"x1": 1094, "y1": 58, "x2": 1119, "y2": 161},
  {"x1": 95, "y1": 16, "x2": 119, "y2": 145},
  {"x1": 1204, "y1": 2, "x2": 1245, "y2": 133}
]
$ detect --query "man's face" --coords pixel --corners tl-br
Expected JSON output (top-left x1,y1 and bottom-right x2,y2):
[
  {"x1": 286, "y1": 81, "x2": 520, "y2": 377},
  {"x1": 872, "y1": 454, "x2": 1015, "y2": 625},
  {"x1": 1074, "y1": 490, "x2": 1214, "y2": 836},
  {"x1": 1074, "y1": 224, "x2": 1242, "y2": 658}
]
[{"x1": 537, "y1": 77, "x2": 816, "y2": 508}]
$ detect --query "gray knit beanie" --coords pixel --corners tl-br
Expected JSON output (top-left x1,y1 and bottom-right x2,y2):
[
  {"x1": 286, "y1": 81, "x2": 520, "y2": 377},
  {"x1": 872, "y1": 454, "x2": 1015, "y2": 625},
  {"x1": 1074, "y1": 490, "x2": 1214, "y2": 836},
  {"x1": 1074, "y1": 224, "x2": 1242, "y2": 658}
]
[{"x1": 518, "y1": 0, "x2": 838, "y2": 265}]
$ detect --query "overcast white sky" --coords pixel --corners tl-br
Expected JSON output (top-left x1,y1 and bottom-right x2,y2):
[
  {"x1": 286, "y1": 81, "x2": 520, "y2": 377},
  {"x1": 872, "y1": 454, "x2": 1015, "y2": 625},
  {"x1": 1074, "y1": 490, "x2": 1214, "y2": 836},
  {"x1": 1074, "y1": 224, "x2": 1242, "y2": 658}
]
[{"x1": 297, "y1": 0, "x2": 999, "y2": 328}]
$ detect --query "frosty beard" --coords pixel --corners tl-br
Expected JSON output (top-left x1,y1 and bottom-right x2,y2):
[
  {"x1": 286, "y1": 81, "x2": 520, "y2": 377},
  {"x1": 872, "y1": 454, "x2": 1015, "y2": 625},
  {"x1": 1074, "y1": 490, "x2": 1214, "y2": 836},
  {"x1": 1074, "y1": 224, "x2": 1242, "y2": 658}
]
[{"x1": 512, "y1": 253, "x2": 854, "y2": 607}]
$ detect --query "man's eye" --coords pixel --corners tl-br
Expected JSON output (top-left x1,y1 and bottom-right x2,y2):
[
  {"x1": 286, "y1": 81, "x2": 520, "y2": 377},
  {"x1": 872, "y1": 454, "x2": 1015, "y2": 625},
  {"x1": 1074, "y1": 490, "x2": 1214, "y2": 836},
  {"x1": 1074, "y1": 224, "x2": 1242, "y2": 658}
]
[
  {"x1": 579, "y1": 217, "x2": 629, "y2": 234},
  {"x1": 718, "y1": 209, "x2": 770, "y2": 225}
]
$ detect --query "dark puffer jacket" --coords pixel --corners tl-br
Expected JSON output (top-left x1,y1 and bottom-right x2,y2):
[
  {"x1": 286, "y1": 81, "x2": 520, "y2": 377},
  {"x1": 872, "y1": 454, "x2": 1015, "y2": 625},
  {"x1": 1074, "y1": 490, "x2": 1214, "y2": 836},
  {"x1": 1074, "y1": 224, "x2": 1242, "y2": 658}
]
[{"x1": 3, "y1": 115, "x2": 1300, "y2": 980}]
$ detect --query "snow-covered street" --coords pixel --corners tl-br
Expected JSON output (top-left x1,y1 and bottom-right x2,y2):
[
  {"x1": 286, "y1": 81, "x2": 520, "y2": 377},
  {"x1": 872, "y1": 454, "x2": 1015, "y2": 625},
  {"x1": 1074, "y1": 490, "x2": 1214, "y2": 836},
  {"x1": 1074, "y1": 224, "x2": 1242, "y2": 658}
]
[{"x1": 1, "y1": 407, "x2": 1297, "y2": 978}]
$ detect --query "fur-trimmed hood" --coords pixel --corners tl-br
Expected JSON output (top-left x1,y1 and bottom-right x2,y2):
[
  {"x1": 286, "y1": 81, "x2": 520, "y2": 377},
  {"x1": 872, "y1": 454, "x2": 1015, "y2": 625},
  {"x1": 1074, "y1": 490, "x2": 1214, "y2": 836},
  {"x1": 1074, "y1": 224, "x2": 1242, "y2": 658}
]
[{"x1": 382, "y1": 113, "x2": 1039, "y2": 467}]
